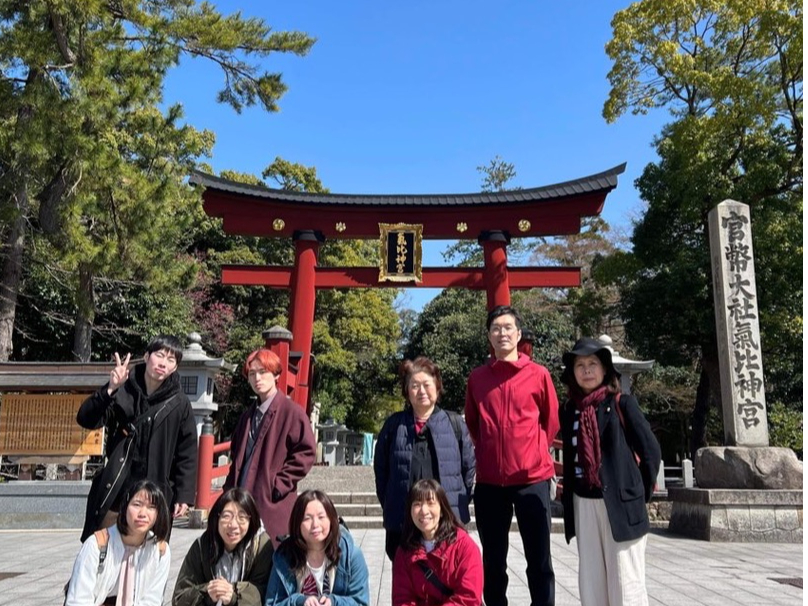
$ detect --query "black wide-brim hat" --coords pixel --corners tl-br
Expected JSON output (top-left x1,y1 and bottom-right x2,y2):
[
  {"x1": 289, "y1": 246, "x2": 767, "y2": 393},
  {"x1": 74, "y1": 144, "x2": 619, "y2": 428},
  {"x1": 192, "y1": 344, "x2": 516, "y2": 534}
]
[{"x1": 561, "y1": 337, "x2": 621, "y2": 385}]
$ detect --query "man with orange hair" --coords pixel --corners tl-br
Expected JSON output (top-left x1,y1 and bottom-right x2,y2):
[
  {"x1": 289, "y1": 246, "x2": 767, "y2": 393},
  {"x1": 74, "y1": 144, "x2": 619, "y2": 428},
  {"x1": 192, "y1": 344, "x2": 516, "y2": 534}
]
[{"x1": 223, "y1": 348, "x2": 316, "y2": 545}]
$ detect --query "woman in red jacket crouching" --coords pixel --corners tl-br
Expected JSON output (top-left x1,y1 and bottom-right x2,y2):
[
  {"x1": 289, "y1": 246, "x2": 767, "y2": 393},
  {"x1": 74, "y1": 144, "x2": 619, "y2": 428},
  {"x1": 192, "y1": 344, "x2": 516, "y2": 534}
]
[{"x1": 392, "y1": 479, "x2": 483, "y2": 606}]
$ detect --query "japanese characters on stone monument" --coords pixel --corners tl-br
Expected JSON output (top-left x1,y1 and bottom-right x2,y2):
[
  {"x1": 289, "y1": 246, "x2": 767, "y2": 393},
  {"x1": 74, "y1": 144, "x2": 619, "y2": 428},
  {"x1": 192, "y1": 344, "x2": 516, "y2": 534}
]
[{"x1": 708, "y1": 200, "x2": 768, "y2": 447}]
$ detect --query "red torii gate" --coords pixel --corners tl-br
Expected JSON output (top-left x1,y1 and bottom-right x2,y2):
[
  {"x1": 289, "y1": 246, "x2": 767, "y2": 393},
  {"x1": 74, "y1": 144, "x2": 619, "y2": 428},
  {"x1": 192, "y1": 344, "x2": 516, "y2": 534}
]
[{"x1": 191, "y1": 163, "x2": 625, "y2": 412}]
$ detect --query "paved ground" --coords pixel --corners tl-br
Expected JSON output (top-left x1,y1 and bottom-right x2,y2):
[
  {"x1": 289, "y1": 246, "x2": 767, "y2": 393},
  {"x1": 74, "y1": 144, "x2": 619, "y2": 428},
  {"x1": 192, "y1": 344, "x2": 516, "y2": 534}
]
[{"x1": 0, "y1": 526, "x2": 801, "y2": 606}]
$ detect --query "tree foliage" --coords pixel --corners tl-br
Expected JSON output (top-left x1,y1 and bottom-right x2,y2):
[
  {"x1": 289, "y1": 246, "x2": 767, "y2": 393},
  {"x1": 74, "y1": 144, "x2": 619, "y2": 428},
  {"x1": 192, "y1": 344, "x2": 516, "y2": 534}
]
[
  {"x1": 0, "y1": 1, "x2": 315, "y2": 361},
  {"x1": 531, "y1": 217, "x2": 625, "y2": 340},
  {"x1": 603, "y1": 0, "x2": 802, "y2": 452}
]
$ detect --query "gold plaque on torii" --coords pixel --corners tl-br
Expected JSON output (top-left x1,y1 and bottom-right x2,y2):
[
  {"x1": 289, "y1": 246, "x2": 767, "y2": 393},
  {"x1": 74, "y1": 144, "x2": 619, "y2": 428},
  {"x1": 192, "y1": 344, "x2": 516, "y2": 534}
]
[
  {"x1": 378, "y1": 223, "x2": 423, "y2": 283},
  {"x1": 0, "y1": 394, "x2": 104, "y2": 456}
]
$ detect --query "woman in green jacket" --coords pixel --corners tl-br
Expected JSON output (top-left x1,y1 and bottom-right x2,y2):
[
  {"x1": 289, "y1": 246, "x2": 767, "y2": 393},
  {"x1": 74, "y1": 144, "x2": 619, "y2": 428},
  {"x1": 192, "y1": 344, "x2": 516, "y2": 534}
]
[{"x1": 173, "y1": 488, "x2": 273, "y2": 606}]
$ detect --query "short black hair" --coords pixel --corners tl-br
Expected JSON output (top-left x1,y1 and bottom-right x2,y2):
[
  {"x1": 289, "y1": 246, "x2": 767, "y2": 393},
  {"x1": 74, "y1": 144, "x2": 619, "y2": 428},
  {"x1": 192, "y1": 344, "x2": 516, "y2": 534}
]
[
  {"x1": 145, "y1": 335, "x2": 183, "y2": 364},
  {"x1": 117, "y1": 479, "x2": 170, "y2": 541},
  {"x1": 486, "y1": 305, "x2": 523, "y2": 331}
]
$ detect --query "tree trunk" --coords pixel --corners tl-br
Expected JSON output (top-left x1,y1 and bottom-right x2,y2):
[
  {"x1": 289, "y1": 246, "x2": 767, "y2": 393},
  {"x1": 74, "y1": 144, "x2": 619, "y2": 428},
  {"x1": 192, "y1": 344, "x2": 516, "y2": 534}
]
[
  {"x1": 0, "y1": 73, "x2": 37, "y2": 362},
  {"x1": 72, "y1": 264, "x2": 95, "y2": 362},
  {"x1": 0, "y1": 212, "x2": 27, "y2": 361},
  {"x1": 689, "y1": 346, "x2": 723, "y2": 457}
]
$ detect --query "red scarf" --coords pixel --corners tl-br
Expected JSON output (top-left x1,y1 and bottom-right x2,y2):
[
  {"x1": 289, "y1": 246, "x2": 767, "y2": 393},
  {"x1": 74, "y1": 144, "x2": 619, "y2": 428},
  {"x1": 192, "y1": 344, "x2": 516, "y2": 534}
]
[{"x1": 573, "y1": 386, "x2": 609, "y2": 490}]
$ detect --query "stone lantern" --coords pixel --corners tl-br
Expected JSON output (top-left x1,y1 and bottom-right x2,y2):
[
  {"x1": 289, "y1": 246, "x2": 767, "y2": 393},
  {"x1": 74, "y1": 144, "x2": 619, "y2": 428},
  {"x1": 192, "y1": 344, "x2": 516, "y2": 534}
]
[
  {"x1": 178, "y1": 332, "x2": 236, "y2": 436},
  {"x1": 596, "y1": 335, "x2": 654, "y2": 394}
]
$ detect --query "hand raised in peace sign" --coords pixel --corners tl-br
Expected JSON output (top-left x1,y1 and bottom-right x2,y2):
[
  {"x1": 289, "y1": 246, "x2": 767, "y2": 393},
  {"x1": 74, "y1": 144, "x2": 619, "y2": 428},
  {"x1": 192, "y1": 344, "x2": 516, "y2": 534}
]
[{"x1": 107, "y1": 352, "x2": 131, "y2": 395}]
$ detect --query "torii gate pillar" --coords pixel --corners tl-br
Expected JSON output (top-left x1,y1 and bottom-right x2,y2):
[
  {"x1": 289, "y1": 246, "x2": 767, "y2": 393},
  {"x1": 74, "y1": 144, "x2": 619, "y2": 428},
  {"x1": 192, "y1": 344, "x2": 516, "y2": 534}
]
[
  {"x1": 289, "y1": 230, "x2": 323, "y2": 410},
  {"x1": 479, "y1": 230, "x2": 511, "y2": 310}
]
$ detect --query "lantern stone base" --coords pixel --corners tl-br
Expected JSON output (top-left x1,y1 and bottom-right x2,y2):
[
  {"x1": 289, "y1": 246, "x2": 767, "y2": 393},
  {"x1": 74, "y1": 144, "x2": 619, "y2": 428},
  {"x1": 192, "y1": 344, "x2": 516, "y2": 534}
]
[{"x1": 668, "y1": 487, "x2": 802, "y2": 542}]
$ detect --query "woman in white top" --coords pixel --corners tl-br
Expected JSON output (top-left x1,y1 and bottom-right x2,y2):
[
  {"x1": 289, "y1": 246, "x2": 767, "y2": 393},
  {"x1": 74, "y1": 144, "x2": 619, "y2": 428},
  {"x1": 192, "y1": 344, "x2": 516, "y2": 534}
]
[{"x1": 65, "y1": 479, "x2": 171, "y2": 606}]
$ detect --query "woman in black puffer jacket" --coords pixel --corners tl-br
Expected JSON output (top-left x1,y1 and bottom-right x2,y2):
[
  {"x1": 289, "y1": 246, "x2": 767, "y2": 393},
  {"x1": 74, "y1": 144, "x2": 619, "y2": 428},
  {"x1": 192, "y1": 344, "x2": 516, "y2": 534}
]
[{"x1": 374, "y1": 356, "x2": 475, "y2": 561}]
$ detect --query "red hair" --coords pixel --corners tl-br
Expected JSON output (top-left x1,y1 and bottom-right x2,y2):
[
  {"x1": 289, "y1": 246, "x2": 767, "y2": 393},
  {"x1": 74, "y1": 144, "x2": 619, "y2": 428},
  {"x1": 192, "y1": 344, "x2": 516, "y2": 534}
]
[{"x1": 242, "y1": 348, "x2": 282, "y2": 378}]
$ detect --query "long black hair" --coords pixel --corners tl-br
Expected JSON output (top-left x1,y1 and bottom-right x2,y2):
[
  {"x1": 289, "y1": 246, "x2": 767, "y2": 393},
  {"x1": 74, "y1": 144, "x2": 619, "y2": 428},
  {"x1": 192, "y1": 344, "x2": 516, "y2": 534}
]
[
  {"x1": 116, "y1": 479, "x2": 170, "y2": 541},
  {"x1": 280, "y1": 490, "x2": 342, "y2": 575},
  {"x1": 205, "y1": 488, "x2": 263, "y2": 564},
  {"x1": 400, "y1": 479, "x2": 462, "y2": 551}
]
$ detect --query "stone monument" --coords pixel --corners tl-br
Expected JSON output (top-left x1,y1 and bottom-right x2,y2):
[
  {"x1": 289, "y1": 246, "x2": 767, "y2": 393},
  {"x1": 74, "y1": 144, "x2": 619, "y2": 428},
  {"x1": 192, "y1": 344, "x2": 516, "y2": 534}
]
[{"x1": 668, "y1": 200, "x2": 802, "y2": 542}]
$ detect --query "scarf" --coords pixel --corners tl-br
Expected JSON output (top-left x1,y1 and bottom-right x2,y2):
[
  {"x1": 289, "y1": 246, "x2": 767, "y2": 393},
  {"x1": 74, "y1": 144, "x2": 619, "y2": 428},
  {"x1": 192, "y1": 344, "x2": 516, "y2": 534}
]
[
  {"x1": 573, "y1": 386, "x2": 609, "y2": 490},
  {"x1": 116, "y1": 545, "x2": 138, "y2": 606}
]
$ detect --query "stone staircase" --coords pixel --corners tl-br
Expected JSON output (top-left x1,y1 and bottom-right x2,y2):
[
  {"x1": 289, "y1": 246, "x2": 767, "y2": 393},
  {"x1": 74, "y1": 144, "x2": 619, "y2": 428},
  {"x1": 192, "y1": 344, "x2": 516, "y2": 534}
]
[{"x1": 297, "y1": 464, "x2": 567, "y2": 532}]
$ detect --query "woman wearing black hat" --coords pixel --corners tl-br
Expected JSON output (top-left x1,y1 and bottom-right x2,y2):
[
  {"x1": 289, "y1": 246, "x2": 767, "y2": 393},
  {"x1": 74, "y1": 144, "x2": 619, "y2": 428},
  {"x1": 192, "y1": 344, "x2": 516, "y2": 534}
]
[{"x1": 560, "y1": 337, "x2": 661, "y2": 606}]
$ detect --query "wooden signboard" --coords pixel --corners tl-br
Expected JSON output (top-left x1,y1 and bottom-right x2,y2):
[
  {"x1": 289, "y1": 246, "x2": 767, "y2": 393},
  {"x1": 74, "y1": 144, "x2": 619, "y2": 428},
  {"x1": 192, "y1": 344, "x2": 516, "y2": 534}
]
[{"x1": 0, "y1": 394, "x2": 103, "y2": 456}]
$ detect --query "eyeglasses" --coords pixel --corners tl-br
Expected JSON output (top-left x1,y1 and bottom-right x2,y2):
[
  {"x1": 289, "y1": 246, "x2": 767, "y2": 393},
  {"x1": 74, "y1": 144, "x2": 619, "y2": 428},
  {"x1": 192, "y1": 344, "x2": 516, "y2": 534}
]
[
  {"x1": 219, "y1": 512, "x2": 250, "y2": 524},
  {"x1": 409, "y1": 382, "x2": 435, "y2": 392},
  {"x1": 489, "y1": 324, "x2": 518, "y2": 334}
]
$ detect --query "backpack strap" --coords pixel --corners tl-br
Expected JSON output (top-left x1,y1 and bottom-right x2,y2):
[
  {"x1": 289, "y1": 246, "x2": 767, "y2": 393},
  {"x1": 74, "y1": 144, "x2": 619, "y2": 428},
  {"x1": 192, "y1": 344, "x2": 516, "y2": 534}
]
[
  {"x1": 94, "y1": 528, "x2": 110, "y2": 575},
  {"x1": 613, "y1": 394, "x2": 642, "y2": 466},
  {"x1": 445, "y1": 410, "x2": 463, "y2": 451},
  {"x1": 416, "y1": 560, "x2": 453, "y2": 597},
  {"x1": 613, "y1": 393, "x2": 626, "y2": 429}
]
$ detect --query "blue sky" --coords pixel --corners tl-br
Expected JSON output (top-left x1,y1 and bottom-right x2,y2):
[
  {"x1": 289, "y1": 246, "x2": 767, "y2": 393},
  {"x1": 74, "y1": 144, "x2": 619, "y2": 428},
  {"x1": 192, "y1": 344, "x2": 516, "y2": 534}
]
[{"x1": 164, "y1": 1, "x2": 670, "y2": 311}]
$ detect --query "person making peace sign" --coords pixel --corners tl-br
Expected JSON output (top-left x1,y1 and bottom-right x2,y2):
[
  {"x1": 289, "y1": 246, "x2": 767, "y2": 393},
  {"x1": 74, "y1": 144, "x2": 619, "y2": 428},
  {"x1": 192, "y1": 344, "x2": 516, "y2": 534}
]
[{"x1": 77, "y1": 335, "x2": 198, "y2": 542}]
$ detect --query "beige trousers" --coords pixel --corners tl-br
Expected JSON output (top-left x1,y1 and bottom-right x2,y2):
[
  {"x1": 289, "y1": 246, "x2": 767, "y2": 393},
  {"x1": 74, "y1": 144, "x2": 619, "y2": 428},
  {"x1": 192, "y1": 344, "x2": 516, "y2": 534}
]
[{"x1": 573, "y1": 494, "x2": 649, "y2": 606}]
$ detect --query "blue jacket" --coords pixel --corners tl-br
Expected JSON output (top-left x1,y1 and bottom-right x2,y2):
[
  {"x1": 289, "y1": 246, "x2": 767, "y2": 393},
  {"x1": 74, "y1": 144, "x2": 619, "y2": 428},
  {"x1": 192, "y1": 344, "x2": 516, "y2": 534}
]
[
  {"x1": 374, "y1": 407, "x2": 475, "y2": 532},
  {"x1": 264, "y1": 526, "x2": 369, "y2": 606}
]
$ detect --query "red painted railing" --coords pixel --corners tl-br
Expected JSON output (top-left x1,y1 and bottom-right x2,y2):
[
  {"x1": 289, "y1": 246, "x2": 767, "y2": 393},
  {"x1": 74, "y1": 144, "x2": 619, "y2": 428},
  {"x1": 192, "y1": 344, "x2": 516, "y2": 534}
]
[{"x1": 195, "y1": 427, "x2": 231, "y2": 511}]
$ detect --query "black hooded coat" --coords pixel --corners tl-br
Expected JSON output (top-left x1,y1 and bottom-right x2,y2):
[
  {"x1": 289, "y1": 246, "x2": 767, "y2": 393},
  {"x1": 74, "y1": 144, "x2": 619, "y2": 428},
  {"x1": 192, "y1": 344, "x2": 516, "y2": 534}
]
[{"x1": 76, "y1": 364, "x2": 198, "y2": 541}]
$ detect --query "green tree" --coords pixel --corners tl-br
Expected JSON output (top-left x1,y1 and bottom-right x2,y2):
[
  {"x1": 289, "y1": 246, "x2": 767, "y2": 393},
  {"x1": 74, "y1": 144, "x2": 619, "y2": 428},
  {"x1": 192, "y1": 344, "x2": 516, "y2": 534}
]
[
  {"x1": 531, "y1": 217, "x2": 625, "y2": 340},
  {"x1": 0, "y1": 1, "x2": 315, "y2": 361},
  {"x1": 604, "y1": 0, "x2": 802, "y2": 453}
]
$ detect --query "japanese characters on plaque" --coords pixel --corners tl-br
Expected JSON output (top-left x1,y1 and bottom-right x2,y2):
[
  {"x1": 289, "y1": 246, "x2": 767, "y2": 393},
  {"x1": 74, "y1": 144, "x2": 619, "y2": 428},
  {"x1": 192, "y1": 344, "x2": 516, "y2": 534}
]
[
  {"x1": 0, "y1": 394, "x2": 103, "y2": 456},
  {"x1": 708, "y1": 200, "x2": 769, "y2": 447},
  {"x1": 378, "y1": 223, "x2": 423, "y2": 283}
]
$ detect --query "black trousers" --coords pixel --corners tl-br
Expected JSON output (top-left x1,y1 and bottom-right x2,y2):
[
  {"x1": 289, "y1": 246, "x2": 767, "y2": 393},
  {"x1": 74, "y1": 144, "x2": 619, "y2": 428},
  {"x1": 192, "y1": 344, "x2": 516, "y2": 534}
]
[
  {"x1": 474, "y1": 480, "x2": 555, "y2": 606},
  {"x1": 385, "y1": 529, "x2": 403, "y2": 561}
]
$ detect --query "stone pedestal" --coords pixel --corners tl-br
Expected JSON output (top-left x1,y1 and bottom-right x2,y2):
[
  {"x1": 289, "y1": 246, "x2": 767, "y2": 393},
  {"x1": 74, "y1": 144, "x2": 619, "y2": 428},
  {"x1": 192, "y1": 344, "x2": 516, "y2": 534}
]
[
  {"x1": 696, "y1": 446, "x2": 803, "y2": 489},
  {"x1": 668, "y1": 487, "x2": 802, "y2": 542}
]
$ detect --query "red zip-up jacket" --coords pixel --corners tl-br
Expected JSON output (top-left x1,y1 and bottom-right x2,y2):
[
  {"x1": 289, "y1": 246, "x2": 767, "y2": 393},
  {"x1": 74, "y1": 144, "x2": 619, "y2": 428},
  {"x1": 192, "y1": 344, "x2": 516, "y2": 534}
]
[
  {"x1": 464, "y1": 353, "x2": 560, "y2": 486},
  {"x1": 392, "y1": 528, "x2": 483, "y2": 606}
]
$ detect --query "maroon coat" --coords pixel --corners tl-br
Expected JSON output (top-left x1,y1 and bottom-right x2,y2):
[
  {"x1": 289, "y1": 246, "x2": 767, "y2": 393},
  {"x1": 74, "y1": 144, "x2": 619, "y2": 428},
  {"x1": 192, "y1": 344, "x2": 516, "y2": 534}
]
[{"x1": 224, "y1": 391, "x2": 315, "y2": 546}]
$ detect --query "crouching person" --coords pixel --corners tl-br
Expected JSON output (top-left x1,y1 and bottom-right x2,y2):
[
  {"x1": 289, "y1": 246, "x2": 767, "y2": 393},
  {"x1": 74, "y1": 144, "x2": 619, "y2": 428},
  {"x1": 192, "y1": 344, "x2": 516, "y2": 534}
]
[
  {"x1": 173, "y1": 488, "x2": 273, "y2": 606},
  {"x1": 392, "y1": 479, "x2": 483, "y2": 606},
  {"x1": 65, "y1": 480, "x2": 171, "y2": 606},
  {"x1": 265, "y1": 490, "x2": 370, "y2": 606}
]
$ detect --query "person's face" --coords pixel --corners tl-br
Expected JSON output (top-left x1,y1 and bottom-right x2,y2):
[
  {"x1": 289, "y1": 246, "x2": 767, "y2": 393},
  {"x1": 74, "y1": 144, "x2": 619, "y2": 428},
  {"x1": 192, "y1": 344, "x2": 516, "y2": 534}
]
[
  {"x1": 143, "y1": 348, "x2": 178, "y2": 384},
  {"x1": 488, "y1": 313, "x2": 522, "y2": 360},
  {"x1": 300, "y1": 499, "x2": 331, "y2": 550},
  {"x1": 411, "y1": 492, "x2": 441, "y2": 541},
  {"x1": 573, "y1": 355, "x2": 606, "y2": 395},
  {"x1": 247, "y1": 360, "x2": 278, "y2": 400},
  {"x1": 218, "y1": 501, "x2": 251, "y2": 552},
  {"x1": 407, "y1": 371, "x2": 438, "y2": 415},
  {"x1": 126, "y1": 490, "x2": 158, "y2": 535}
]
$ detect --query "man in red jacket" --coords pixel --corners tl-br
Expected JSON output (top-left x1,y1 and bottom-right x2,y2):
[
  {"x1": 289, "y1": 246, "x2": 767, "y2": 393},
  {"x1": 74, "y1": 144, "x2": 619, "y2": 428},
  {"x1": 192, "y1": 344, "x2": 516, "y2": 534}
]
[
  {"x1": 465, "y1": 305, "x2": 560, "y2": 606},
  {"x1": 223, "y1": 348, "x2": 316, "y2": 546}
]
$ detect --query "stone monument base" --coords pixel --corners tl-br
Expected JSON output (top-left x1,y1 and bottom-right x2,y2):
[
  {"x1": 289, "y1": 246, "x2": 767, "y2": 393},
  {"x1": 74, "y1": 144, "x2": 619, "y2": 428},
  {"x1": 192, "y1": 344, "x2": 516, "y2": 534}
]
[{"x1": 668, "y1": 487, "x2": 802, "y2": 543}]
